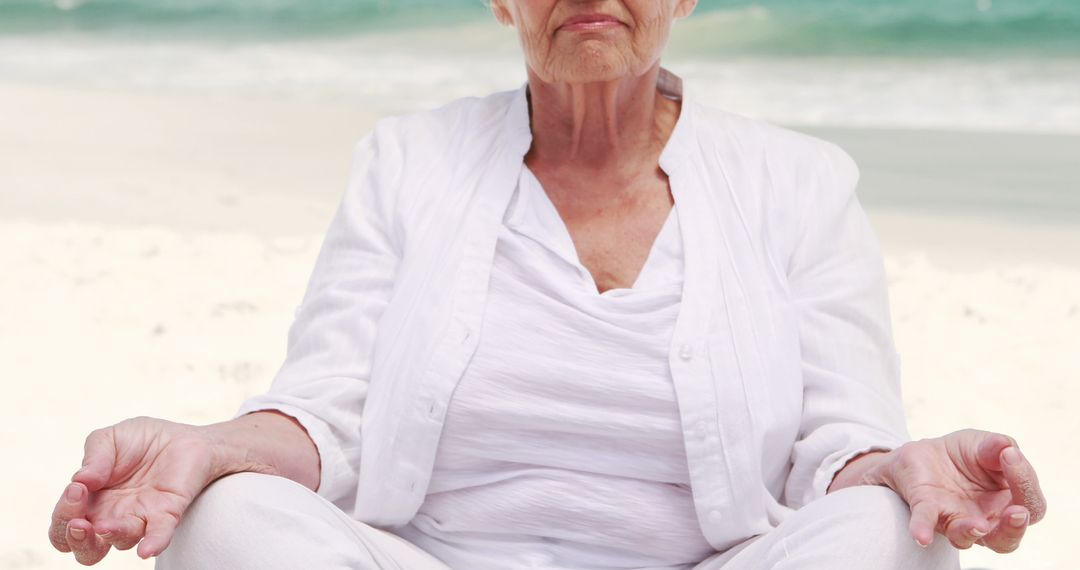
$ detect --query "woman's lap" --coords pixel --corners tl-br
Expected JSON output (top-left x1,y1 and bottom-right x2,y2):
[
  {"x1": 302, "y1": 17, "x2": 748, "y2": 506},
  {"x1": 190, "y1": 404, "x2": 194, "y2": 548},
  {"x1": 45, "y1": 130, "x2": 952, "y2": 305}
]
[
  {"x1": 694, "y1": 486, "x2": 959, "y2": 570},
  {"x1": 156, "y1": 474, "x2": 958, "y2": 570},
  {"x1": 155, "y1": 472, "x2": 451, "y2": 570}
]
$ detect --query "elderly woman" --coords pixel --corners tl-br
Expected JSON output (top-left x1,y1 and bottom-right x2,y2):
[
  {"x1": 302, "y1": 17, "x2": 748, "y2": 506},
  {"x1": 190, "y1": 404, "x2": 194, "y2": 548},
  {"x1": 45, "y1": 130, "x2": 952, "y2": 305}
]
[{"x1": 49, "y1": 1, "x2": 1045, "y2": 569}]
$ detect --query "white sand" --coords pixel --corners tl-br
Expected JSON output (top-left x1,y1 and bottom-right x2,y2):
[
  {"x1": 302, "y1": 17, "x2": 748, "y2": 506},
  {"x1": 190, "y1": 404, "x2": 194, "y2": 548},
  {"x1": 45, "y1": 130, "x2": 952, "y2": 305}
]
[{"x1": 2, "y1": 82, "x2": 1076, "y2": 570}]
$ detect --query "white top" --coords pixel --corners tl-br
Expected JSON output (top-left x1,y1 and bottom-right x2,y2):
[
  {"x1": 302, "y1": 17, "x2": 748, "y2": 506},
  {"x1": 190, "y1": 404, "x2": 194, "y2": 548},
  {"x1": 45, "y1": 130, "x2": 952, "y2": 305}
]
[
  {"x1": 234, "y1": 70, "x2": 910, "y2": 554},
  {"x1": 390, "y1": 164, "x2": 717, "y2": 569}
]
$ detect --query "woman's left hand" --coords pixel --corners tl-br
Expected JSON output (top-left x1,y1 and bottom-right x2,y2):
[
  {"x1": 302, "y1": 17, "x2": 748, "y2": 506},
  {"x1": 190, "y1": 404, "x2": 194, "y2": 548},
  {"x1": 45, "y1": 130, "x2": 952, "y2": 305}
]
[{"x1": 861, "y1": 429, "x2": 1047, "y2": 552}]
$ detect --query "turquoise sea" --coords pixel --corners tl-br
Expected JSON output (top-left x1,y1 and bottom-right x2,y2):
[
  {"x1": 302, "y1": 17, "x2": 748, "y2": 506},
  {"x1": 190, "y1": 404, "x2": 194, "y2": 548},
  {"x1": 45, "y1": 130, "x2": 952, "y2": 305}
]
[
  {"x1": 3, "y1": 0, "x2": 1080, "y2": 57},
  {"x1": 1, "y1": 0, "x2": 1079, "y2": 133}
]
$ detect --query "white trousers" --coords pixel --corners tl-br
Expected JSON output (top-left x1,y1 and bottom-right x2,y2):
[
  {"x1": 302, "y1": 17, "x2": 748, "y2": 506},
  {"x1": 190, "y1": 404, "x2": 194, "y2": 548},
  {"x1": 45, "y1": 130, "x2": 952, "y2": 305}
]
[{"x1": 155, "y1": 473, "x2": 959, "y2": 570}]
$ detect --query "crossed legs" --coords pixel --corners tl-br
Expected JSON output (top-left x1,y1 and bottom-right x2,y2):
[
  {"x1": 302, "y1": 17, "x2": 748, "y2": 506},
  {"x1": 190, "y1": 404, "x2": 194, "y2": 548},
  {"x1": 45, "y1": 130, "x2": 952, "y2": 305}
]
[{"x1": 156, "y1": 474, "x2": 959, "y2": 570}]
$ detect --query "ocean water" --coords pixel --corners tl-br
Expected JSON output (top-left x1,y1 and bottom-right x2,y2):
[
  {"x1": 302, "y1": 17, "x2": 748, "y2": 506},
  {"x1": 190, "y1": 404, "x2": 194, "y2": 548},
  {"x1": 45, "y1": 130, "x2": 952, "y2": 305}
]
[
  {"x1": 1, "y1": 0, "x2": 1079, "y2": 132},
  {"x1": 3, "y1": 0, "x2": 1080, "y2": 57}
]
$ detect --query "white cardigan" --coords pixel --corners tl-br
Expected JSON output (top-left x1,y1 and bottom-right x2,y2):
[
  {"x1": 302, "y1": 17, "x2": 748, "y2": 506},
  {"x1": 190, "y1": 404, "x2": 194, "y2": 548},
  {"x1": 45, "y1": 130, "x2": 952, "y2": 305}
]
[{"x1": 234, "y1": 68, "x2": 910, "y2": 552}]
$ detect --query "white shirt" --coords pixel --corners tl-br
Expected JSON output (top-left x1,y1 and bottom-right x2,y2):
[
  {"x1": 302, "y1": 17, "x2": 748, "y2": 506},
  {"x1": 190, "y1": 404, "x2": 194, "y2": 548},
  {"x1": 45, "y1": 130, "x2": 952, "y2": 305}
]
[
  {"x1": 387, "y1": 163, "x2": 716, "y2": 569},
  {"x1": 234, "y1": 66, "x2": 910, "y2": 556}
]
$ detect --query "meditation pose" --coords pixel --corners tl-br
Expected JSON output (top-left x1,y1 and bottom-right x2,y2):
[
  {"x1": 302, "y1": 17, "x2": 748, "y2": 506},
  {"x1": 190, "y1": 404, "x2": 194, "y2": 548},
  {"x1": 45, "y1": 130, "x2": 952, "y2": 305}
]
[{"x1": 49, "y1": 1, "x2": 1045, "y2": 568}]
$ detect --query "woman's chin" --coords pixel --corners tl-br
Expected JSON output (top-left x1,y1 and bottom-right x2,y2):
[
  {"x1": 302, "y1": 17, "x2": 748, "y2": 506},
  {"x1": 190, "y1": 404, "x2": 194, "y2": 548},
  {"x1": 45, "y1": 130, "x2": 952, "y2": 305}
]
[{"x1": 538, "y1": 52, "x2": 635, "y2": 84}]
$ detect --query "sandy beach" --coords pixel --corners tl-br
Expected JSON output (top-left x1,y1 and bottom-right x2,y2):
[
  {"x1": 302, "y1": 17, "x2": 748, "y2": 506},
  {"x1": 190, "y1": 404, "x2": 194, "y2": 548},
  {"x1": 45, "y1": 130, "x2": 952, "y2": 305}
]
[{"x1": 2, "y1": 81, "x2": 1077, "y2": 570}]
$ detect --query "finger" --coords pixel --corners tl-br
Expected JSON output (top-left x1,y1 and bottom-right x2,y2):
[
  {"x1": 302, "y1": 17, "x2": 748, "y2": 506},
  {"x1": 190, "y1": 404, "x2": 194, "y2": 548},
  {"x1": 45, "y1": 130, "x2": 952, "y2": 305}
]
[
  {"x1": 1000, "y1": 446, "x2": 1048, "y2": 524},
  {"x1": 93, "y1": 514, "x2": 147, "y2": 551},
  {"x1": 974, "y1": 432, "x2": 1015, "y2": 472},
  {"x1": 943, "y1": 514, "x2": 991, "y2": 550},
  {"x1": 48, "y1": 482, "x2": 90, "y2": 553},
  {"x1": 137, "y1": 512, "x2": 181, "y2": 559},
  {"x1": 909, "y1": 501, "x2": 940, "y2": 548},
  {"x1": 67, "y1": 517, "x2": 111, "y2": 566},
  {"x1": 981, "y1": 505, "x2": 1029, "y2": 554},
  {"x1": 72, "y1": 428, "x2": 117, "y2": 492}
]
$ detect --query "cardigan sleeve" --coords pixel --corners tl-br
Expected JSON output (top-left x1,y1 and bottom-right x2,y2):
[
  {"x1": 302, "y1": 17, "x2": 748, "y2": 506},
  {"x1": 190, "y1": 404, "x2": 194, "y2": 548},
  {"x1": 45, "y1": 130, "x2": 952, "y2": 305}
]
[
  {"x1": 232, "y1": 125, "x2": 401, "y2": 511},
  {"x1": 782, "y1": 140, "x2": 911, "y2": 510}
]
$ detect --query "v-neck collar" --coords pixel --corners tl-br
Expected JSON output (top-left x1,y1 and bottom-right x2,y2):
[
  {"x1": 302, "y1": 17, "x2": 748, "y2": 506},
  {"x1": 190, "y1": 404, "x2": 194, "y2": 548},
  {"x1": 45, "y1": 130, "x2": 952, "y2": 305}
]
[
  {"x1": 496, "y1": 66, "x2": 691, "y2": 297},
  {"x1": 504, "y1": 162, "x2": 580, "y2": 270},
  {"x1": 506, "y1": 158, "x2": 682, "y2": 297}
]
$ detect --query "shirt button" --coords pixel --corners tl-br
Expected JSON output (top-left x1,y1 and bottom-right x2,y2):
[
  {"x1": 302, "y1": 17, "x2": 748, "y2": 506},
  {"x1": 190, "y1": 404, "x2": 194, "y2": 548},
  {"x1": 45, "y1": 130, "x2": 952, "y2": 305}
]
[
  {"x1": 428, "y1": 399, "x2": 442, "y2": 418},
  {"x1": 679, "y1": 343, "x2": 693, "y2": 361},
  {"x1": 460, "y1": 326, "x2": 472, "y2": 345},
  {"x1": 708, "y1": 510, "x2": 723, "y2": 524}
]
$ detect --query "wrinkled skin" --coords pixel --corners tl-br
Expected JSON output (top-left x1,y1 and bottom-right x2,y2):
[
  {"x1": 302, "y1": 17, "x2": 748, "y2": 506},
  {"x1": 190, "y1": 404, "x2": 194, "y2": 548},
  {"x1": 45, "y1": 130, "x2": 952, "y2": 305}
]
[
  {"x1": 857, "y1": 429, "x2": 1047, "y2": 553},
  {"x1": 48, "y1": 417, "x2": 224, "y2": 565},
  {"x1": 490, "y1": 0, "x2": 698, "y2": 84}
]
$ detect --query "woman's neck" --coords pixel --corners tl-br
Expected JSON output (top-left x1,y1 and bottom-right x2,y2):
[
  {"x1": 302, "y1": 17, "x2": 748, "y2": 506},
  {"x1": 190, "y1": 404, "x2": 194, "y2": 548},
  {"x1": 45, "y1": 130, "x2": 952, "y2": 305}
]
[{"x1": 523, "y1": 62, "x2": 680, "y2": 173}]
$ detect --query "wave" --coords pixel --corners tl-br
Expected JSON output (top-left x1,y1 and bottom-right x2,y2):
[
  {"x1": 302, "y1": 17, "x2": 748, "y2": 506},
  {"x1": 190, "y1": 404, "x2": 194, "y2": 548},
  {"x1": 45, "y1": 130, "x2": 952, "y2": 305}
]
[
  {"x1": 2, "y1": 0, "x2": 1079, "y2": 57},
  {"x1": 3, "y1": 32, "x2": 1078, "y2": 134},
  {"x1": 672, "y1": 1, "x2": 1080, "y2": 58},
  {"x1": 0, "y1": 0, "x2": 490, "y2": 37}
]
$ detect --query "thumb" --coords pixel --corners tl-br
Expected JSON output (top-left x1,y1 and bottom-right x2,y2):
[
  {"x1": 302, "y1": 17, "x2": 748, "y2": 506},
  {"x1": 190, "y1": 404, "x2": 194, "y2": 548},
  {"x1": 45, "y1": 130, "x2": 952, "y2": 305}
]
[
  {"x1": 72, "y1": 428, "x2": 117, "y2": 492},
  {"x1": 1000, "y1": 446, "x2": 1048, "y2": 525}
]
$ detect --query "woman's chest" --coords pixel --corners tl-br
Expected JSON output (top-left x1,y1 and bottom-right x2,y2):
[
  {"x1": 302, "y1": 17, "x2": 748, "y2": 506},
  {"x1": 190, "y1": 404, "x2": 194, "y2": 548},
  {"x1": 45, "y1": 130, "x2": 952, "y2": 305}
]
[{"x1": 525, "y1": 163, "x2": 676, "y2": 295}]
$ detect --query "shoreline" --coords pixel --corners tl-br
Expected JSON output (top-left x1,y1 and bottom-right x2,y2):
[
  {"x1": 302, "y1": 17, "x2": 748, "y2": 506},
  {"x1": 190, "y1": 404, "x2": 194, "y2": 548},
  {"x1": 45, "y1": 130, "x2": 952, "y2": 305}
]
[{"x1": 3, "y1": 80, "x2": 1079, "y2": 252}]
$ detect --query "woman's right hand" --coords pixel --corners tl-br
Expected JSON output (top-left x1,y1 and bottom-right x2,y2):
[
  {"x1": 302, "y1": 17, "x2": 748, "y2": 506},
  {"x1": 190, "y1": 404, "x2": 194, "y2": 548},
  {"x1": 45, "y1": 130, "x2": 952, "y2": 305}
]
[{"x1": 47, "y1": 416, "x2": 228, "y2": 565}]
